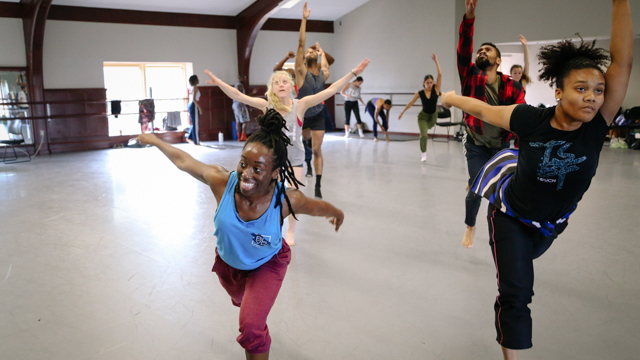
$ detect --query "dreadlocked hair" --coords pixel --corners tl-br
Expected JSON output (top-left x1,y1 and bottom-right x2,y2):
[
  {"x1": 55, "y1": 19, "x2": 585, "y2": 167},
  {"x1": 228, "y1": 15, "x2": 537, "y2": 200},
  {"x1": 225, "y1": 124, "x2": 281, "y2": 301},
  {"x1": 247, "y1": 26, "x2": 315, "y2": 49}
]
[
  {"x1": 537, "y1": 34, "x2": 610, "y2": 89},
  {"x1": 245, "y1": 108, "x2": 304, "y2": 224}
]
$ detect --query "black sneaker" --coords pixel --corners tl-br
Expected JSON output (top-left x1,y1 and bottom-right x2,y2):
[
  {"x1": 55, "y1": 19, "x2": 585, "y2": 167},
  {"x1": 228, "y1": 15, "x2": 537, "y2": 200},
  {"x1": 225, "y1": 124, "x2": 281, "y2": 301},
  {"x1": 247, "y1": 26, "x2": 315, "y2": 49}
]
[{"x1": 314, "y1": 186, "x2": 322, "y2": 199}]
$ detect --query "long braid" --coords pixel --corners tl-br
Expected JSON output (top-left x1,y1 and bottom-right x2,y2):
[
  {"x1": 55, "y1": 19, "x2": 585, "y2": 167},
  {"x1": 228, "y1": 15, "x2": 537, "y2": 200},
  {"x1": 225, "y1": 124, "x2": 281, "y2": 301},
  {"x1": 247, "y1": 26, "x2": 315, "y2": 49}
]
[{"x1": 246, "y1": 109, "x2": 304, "y2": 224}]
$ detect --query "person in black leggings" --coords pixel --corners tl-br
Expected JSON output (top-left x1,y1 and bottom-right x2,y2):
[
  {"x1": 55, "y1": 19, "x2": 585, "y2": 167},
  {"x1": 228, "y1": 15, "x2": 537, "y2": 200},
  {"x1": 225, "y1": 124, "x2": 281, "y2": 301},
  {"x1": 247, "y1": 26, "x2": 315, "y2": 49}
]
[
  {"x1": 341, "y1": 76, "x2": 365, "y2": 138},
  {"x1": 442, "y1": 1, "x2": 632, "y2": 357}
]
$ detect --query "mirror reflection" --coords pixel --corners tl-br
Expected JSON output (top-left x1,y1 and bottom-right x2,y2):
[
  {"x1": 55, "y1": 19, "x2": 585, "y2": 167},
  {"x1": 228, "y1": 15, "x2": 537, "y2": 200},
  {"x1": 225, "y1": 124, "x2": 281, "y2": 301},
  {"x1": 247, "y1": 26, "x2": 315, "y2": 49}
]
[{"x1": 1, "y1": 69, "x2": 34, "y2": 145}]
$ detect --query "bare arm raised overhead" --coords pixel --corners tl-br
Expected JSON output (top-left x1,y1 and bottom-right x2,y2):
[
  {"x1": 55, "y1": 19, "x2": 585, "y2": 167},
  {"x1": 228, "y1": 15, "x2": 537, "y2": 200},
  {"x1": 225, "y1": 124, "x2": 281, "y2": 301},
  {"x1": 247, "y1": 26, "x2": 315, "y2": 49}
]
[
  {"x1": 600, "y1": 0, "x2": 633, "y2": 123},
  {"x1": 295, "y1": 2, "x2": 311, "y2": 89}
]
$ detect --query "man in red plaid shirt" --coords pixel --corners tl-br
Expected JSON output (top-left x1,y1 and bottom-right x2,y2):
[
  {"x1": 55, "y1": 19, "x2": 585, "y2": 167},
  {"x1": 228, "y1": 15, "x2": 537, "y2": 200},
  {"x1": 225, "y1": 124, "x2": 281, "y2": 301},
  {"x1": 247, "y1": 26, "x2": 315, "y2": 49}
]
[{"x1": 458, "y1": 0, "x2": 526, "y2": 248}]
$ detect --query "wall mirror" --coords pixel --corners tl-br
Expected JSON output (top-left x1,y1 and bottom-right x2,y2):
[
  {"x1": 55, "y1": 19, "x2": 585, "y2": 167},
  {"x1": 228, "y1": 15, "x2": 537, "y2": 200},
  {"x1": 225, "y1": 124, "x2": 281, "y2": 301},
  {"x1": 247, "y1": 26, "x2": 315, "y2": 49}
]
[{"x1": 0, "y1": 68, "x2": 34, "y2": 145}]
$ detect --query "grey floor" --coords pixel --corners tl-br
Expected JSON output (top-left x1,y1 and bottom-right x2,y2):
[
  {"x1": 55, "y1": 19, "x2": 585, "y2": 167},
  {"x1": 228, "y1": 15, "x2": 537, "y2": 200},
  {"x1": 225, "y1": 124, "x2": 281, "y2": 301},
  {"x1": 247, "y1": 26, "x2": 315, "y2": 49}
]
[{"x1": 1, "y1": 135, "x2": 639, "y2": 360}]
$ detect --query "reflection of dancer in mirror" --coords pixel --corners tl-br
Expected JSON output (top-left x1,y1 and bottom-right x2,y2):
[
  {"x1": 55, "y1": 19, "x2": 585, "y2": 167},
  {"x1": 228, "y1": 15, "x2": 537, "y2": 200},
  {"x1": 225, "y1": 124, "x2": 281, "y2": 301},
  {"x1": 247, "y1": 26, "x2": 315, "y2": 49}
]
[
  {"x1": 458, "y1": 0, "x2": 525, "y2": 248},
  {"x1": 510, "y1": 35, "x2": 532, "y2": 91},
  {"x1": 186, "y1": 75, "x2": 203, "y2": 145},
  {"x1": 205, "y1": 59, "x2": 369, "y2": 246},
  {"x1": 442, "y1": 1, "x2": 632, "y2": 358},
  {"x1": 296, "y1": 2, "x2": 331, "y2": 199},
  {"x1": 398, "y1": 53, "x2": 442, "y2": 161},
  {"x1": 365, "y1": 98, "x2": 392, "y2": 142},
  {"x1": 233, "y1": 75, "x2": 251, "y2": 141},
  {"x1": 137, "y1": 109, "x2": 345, "y2": 360},
  {"x1": 341, "y1": 76, "x2": 365, "y2": 138}
]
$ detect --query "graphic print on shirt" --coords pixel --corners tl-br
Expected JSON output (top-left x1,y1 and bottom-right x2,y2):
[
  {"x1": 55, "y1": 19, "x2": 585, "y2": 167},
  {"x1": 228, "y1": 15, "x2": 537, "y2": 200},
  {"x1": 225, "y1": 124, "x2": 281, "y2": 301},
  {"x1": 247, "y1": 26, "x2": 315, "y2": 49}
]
[
  {"x1": 530, "y1": 140, "x2": 586, "y2": 190},
  {"x1": 251, "y1": 233, "x2": 272, "y2": 247}
]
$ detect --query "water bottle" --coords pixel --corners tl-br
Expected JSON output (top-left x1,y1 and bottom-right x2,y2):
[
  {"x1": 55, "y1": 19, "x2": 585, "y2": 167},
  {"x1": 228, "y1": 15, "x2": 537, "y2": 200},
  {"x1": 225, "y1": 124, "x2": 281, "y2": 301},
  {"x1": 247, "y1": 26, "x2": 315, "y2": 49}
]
[{"x1": 218, "y1": 131, "x2": 224, "y2": 143}]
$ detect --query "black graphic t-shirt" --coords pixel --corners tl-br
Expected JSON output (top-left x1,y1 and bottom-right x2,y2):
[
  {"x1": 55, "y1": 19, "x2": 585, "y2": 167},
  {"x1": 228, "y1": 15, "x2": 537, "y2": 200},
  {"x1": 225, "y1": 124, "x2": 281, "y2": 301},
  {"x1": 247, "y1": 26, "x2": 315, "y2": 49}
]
[{"x1": 505, "y1": 104, "x2": 609, "y2": 221}]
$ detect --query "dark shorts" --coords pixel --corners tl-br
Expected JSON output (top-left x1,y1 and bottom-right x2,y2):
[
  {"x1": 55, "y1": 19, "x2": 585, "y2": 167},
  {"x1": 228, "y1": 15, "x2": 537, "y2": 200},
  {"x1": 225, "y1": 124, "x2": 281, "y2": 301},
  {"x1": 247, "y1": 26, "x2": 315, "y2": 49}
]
[{"x1": 302, "y1": 112, "x2": 326, "y2": 131}]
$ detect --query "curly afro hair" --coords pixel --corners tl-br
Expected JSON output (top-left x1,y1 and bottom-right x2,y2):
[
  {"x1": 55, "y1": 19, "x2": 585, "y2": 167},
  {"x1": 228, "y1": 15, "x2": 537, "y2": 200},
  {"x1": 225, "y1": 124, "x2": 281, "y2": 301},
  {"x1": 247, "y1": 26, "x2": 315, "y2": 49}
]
[{"x1": 537, "y1": 35, "x2": 610, "y2": 89}]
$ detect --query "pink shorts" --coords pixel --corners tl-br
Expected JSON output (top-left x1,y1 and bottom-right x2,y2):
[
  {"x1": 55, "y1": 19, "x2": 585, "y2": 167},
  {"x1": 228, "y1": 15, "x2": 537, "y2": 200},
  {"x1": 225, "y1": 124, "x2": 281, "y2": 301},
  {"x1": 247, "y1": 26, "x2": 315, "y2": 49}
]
[{"x1": 212, "y1": 241, "x2": 291, "y2": 354}]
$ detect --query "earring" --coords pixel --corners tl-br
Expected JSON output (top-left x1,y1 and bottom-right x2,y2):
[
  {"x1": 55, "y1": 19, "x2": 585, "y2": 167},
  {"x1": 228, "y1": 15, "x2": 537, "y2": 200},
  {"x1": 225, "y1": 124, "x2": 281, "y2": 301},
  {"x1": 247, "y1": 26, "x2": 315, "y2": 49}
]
[{"x1": 556, "y1": 98, "x2": 560, "y2": 101}]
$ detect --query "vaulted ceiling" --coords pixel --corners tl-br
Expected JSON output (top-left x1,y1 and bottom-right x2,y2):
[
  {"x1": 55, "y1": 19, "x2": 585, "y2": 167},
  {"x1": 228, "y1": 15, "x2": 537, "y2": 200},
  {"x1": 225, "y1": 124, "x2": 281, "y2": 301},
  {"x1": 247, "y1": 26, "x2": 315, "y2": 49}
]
[{"x1": 5, "y1": 0, "x2": 370, "y2": 20}]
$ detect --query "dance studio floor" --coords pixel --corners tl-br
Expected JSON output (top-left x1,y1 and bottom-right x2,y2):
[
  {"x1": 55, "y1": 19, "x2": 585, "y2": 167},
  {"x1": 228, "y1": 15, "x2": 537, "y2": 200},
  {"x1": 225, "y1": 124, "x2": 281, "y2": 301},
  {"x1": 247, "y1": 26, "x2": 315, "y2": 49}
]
[{"x1": 1, "y1": 134, "x2": 639, "y2": 359}]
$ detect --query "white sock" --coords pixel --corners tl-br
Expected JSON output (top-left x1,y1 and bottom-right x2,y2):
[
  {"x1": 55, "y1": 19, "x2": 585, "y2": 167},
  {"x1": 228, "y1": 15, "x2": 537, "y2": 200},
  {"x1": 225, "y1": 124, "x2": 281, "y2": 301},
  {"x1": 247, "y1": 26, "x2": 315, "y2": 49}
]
[{"x1": 358, "y1": 128, "x2": 364, "y2": 136}]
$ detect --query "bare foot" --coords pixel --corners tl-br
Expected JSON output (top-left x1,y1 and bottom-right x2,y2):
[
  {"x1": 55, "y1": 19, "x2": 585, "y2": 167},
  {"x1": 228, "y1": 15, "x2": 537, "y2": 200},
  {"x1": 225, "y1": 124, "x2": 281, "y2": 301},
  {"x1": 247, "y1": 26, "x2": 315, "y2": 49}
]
[
  {"x1": 465, "y1": 183, "x2": 470, "y2": 191},
  {"x1": 385, "y1": 133, "x2": 390, "y2": 142},
  {"x1": 374, "y1": 137, "x2": 379, "y2": 142},
  {"x1": 463, "y1": 225, "x2": 476, "y2": 248}
]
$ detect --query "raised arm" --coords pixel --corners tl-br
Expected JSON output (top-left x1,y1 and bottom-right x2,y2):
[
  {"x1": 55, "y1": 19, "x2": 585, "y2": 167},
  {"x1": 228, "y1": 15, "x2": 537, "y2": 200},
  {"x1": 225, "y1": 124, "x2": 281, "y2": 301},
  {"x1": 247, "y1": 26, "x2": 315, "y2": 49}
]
[
  {"x1": 316, "y1": 42, "x2": 331, "y2": 81},
  {"x1": 298, "y1": 59, "x2": 370, "y2": 115},
  {"x1": 600, "y1": 0, "x2": 633, "y2": 124},
  {"x1": 295, "y1": 2, "x2": 310, "y2": 89},
  {"x1": 519, "y1": 35, "x2": 530, "y2": 81},
  {"x1": 136, "y1": 133, "x2": 229, "y2": 201},
  {"x1": 398, "y1": 92, "x2": 420, "y2": 120},
  {"x1": 441, "y1": 91, "x2": 515, "y2": 131},
  {"x1": 284, "y1": 189, "x2": 344, "y2": 231},
  {"x1": 274, "y1": 51, "x2": 295, "y2": 72},
  {"x1": 457, "y1": 0, "x2": 477, "y2": 82},
  {"x1": 204, "y1": 70, "x2": 268, "y2": 111},
  {"x1": 433, "y1": 53, "x2": 442, "y2": 94}
]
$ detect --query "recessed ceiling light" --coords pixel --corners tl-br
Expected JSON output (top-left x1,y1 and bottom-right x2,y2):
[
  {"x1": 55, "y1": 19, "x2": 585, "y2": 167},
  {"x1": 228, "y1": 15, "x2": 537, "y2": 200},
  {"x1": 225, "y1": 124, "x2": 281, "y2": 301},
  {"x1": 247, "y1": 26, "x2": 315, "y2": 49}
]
[{"x1": 281, "y1": 0, "x2": 303, "y2": 9}]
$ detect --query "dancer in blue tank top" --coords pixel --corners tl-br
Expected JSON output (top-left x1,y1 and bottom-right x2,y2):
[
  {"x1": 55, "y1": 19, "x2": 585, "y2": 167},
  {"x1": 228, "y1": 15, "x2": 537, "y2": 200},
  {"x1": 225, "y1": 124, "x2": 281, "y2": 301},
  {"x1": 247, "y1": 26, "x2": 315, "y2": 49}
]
[{"x1": 137, "y1": 110, "x2": 345, "y2": 360}]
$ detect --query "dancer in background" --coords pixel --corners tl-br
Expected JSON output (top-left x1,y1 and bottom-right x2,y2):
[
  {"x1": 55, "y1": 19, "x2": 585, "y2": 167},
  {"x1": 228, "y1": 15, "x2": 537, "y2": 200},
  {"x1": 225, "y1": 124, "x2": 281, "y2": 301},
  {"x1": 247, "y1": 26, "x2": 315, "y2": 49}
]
[
  {"x1": 205, "y1": 59, "x2": 370, "y2": 245},
  {"x1": 186, "y1": 75, "x2": 203, "y2": 145},
  {"x1": 365, "y1": 98, "x2": 392, "y2": 142},
  {"x1": 442, "y1": 2, "x2": 632, "y2": 358},
  {"x1": 233, "y1": 75, "x2": 250, "y2": 141},
  {"x1": 137, "y1": 110, "x2": 344, "y2": 360},
  {"x1": 341, "y1": 76, "x2": 365, "y2": 138},
  {"x1": 510, "y1": 35, "x2": 532, "y2": 91},
  {"x1": 458, "y1": 0, "x2": 525, "y2": 248},
  {"x1": 398, "y1": 53, "x2": 442, "y2": 161},
  {"x1": 296, "y1": 1, "x2": 331, "y2": 198}
]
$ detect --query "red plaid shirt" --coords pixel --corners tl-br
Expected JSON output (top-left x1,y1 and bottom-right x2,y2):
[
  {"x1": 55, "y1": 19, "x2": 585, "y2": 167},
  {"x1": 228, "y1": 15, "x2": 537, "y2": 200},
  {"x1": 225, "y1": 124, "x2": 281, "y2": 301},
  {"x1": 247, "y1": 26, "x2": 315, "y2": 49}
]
[{"x1": 457, "y1": 16, "x2": 525, "y2": 143}]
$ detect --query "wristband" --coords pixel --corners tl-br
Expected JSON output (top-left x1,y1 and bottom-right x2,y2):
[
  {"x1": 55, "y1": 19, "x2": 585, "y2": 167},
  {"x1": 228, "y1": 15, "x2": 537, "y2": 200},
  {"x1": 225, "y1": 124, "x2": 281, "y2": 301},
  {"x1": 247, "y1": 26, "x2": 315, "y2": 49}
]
[{"x1": 351, "y1": 70, "x2": 357, "y2": 78}]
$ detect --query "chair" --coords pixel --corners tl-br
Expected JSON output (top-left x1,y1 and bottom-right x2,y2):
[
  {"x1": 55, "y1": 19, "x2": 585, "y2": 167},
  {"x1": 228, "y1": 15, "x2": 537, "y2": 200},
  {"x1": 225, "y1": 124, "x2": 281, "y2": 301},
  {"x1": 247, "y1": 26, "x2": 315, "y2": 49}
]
[
  {"x1": 432, "y1": 106, "x2": 464, "y2": 142},
  {"x1": 1, "y1": 120, "x2": 31, "y2": 163}
]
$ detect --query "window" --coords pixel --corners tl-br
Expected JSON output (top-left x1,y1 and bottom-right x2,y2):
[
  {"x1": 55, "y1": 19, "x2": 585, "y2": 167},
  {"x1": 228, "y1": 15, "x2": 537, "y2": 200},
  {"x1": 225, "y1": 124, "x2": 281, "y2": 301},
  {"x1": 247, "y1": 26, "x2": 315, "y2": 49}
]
[{"x1": 103, "y1": 62, "x2": 192, "y2": 136}]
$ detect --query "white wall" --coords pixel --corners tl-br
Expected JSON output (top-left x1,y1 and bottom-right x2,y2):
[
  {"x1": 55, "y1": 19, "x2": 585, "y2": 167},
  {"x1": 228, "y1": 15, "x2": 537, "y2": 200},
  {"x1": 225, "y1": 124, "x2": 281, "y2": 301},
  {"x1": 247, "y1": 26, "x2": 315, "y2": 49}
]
[
  {"x1": 331, "y1": 0, "x2": 457, "y2": 134},
  {"x1": 0, "y1": 18, "x2": 26, "y2": 67},
  {"x1": 42, "y1": 21, "x2": 238, "y2": 89},
  {"x1": 249, "y1": 30, "x2": 334, "y2": 86}
]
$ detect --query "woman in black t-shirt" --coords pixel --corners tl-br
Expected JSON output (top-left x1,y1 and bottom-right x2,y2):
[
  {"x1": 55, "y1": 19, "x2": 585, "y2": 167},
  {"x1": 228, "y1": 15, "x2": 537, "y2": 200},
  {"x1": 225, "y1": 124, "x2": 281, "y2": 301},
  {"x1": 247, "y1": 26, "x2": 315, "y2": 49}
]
[
  {"x1": 399, "y1": 53, "x2": 442, "y2": 162},
  {"x1": 441, "y1": 1, "x2": 632, "y2": 358}
]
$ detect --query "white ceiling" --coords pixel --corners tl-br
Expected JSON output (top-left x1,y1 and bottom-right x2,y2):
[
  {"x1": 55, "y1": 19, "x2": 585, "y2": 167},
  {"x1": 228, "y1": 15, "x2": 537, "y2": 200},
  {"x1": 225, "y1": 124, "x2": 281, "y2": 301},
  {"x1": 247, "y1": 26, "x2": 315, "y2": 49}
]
[{"x1": 9, "y1": 0, "x2": 371, "y2": 21}]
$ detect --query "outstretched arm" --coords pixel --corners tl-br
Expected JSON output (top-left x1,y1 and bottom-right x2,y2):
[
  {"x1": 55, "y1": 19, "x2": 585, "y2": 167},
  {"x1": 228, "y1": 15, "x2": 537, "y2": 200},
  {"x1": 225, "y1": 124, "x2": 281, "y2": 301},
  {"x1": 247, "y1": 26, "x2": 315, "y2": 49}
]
[
  {"x1": 274, "y1": 51, "x2": 295, "y2": 72},
  {"x1": 519, "y1": 35, "x2": 530, "y2": 82},
  {"x1": 399, "y1": 92, "x2": 420, "y2": 120},
  {"x1": 295, "y1": 2, "x2": 310, "y2": 89},
  {"x1": 298, "y1": 59, "x2": 370, "y2": 115},
  {"x1": 441, "y1": 91, "x2": 515, "y2": 131},
  {"x1": 433, "y1": 53, "x2": 442, "y2": 95},
  {"x1": 285, "y1": 189, "x2": 344, "y2": 231},
  {"x1": 204, "y1": 70, "x2": 268, "y2": 111},
  {"x1": 600, "y1": 0, "x2": 633, "y2": 124},
  {"x1": 136, "y1": 133, "x2": 229, "y2": 201}
]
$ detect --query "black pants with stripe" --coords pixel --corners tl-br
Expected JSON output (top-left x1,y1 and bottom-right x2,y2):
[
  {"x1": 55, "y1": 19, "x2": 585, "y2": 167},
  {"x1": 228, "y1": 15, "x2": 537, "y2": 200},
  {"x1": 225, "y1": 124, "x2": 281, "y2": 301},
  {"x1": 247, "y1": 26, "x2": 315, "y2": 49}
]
[{"x1": 487, "y1": 204, "x2": 567, "y2": 350}]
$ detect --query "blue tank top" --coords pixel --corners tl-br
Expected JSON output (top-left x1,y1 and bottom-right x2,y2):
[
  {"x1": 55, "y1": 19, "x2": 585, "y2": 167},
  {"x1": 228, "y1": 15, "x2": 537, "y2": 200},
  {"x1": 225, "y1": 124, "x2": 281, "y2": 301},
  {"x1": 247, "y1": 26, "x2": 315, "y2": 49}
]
[
  {"x1": 296, "y1": 69, "x2": 325, "y2": 117},
  {"x1": 213, "y1": 172, "x2": 284, "y2": 270}
]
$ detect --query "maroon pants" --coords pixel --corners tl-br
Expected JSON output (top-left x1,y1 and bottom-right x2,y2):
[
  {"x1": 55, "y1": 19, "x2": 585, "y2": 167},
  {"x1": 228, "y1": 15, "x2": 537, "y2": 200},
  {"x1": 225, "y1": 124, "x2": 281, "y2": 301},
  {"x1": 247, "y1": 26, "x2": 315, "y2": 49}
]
[{"x1": 212, "y1": 241, "x2": 291, "y2": 354}]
